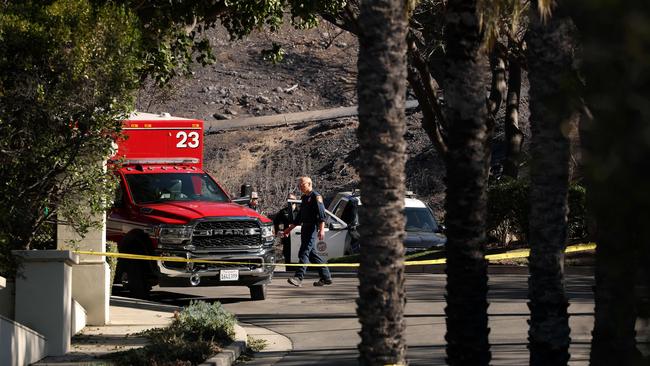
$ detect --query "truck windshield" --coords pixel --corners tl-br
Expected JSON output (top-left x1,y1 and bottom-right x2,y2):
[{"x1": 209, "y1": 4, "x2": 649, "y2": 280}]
[
  {"x1": 404, "y1": 207, "x2": 439, "y2": 232},
  {"x1": 125, "y1": 173, "x2": 229, "y2": 204}
]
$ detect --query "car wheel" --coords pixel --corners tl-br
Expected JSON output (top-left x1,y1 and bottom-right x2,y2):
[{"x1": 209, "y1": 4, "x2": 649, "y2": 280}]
[{"x1": 249, "y1": 284, "x2": 267, "y2": 301}]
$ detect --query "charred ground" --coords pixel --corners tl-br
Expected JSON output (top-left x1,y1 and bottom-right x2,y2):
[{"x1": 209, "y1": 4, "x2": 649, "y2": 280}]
[{"x1": 136, "y1": 20, "x2": 531, "y2": 219}]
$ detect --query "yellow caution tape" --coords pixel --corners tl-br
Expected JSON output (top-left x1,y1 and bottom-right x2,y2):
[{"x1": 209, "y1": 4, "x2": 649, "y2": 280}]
[
  {"x1": 405, "y1": 248, "x2": 442, "y2": 260},
  {"x1": 73, "y1": 250, "x2": 357, "y2": 267},
  {"x1": 73, "y1": 243, "x2": 595, "y2": 268}
]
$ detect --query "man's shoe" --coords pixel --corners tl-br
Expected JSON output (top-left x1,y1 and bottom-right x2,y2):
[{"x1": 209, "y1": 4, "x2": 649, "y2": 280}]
[
  {"x1": 313, "y1": 278, "x2": 333, "y2": 287},
  {"x1": 287, "y1": 277, "x2": 303, "y2": 287}
]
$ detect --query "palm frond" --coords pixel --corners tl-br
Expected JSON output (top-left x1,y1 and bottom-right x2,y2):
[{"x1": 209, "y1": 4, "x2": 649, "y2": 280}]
[{"x1": 537, "y1": 0, "x2": 553, "y2": 20}]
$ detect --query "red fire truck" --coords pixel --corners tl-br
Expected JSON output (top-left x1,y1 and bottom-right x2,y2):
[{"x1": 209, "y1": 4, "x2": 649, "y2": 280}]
[{"x1": 106, "y1": 112, "x2": 275, "y2": 300}]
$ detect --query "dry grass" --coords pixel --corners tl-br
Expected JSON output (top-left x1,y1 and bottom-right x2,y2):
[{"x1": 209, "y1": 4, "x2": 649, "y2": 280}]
[{"x1": 205, "y1": 125, "x2": 324, "y2": 213}]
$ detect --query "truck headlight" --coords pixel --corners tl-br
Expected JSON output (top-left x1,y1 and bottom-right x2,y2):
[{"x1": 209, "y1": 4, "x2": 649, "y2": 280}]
[
  {"x1": 261, "y1": 224, "x2": 274, "y2": 242},
  {"x1": 157, "y1": 225, "x2": 193, "y2": 244}
]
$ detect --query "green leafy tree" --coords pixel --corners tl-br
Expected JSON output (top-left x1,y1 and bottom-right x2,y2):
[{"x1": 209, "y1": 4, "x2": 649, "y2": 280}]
[
  {"x1": 0, "y1": 0, "x2": 349, "y2": 277},
  {"x1": 0, "y1": 0, "x2": 141, "y2": 276}
]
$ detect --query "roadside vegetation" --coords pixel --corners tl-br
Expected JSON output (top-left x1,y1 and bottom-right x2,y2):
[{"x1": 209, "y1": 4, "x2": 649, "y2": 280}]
[{"x1": 110, "y1": 300, "x2": 236, "y2": 366}]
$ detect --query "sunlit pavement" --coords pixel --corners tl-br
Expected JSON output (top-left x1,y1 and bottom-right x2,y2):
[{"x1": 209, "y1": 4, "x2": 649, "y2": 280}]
[{"x1": 137, "y1": 268, "x2": 611, "y2": 365}]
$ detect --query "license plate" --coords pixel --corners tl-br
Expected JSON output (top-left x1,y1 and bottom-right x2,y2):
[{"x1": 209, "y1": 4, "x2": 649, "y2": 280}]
[{"x1": 220, "y1": 269, "x2": 239, "y2": 281}]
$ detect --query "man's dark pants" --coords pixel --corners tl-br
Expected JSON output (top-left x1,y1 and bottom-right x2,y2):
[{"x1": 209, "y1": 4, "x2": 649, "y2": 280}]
[{"x1": 294, "y1": 223, "x2": 331, "y2": 280}]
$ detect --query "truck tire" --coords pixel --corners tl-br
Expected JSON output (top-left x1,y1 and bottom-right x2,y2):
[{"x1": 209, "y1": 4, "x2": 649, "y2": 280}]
[
  {"x1": 125, "y1": 259, "x2": 151, "y2": 299},
  {"x1": 118, "y1": 231, "x2": 154, "y2": 299},
  {"x1": 249, "y1": 284, "x2": 267, "y2": 301}
]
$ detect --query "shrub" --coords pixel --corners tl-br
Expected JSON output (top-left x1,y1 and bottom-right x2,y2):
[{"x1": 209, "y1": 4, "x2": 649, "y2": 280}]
[
  {"x1": 487, "y1": 178, "x2": 588, "y2": 245},
  {"x1": 487, "y1": 177, "x2": 530, "y2": 244},
  {"x1": 111, "y1": 300, "x2": 236, "y2": 365},
  {"x1": 172, "y1": 300, "x2": 236, "y2": 342},
  {"x1": 567, "y1": 184, "x2": 588, "y2": 240}
]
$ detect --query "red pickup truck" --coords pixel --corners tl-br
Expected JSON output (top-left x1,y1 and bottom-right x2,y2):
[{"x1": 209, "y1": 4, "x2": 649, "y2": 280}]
[{"x1": 106, "y1": 112, "x2": 275, "y2": 300}]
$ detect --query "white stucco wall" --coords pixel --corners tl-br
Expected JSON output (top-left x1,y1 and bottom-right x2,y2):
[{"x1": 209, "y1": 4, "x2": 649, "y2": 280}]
[
  {"x1": 58, "y1": 212, "x2": 110, "y2": 325},
  {"x1": 0, "y1": 314, "x2": 46, "y2": 366},
  {"x1": 0, "y1": 277, "x2": 14, "y2": 319},
  {"x1": 71, "y1": 298, "x2": 87, "y2": 335},
  {"x1": 13, "y1": 250, "x2": 78, "y2": 356}
]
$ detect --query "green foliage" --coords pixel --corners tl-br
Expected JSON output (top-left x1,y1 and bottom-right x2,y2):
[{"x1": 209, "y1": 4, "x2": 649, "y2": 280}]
[
  {"x1": 0, "y1": 0, "x2": 349, "y2": 278},
  {"x1": 0, "y1": 0, "x2": 141, "y2": 276},
  {"x1": 114, "y1": 332, "x2": 216, "y2": 366},
  {"x1": 287, "y1": 0, "x2": 348, "y2": 29},
  {"x1": 247, "y1": 335, "x2": 268, "y2": 352},
  {"x1": 261, "y1": 42, "x2": 285, "y2": 63},
  {"x1": 127, "y1": 0, "x2": 347, "y2": 81},
  {"x1": 487, "y1": 177, "x2": 530, "y2": 244},
  {"x1": 173, "y1": 300, "x2": 236, "y2": 342},
  {"x1": 487, "y1": 178, "x2": 588, "y2": 244},
  {"x1": 220, "y1": 0, "x2": 285, "y2": 38},
  {"x1": 111, "y1": 300, "x2": 236, "y2": 365},
  {"x1": 139, "y1": 28, "x2": 216, "y2": 86}
]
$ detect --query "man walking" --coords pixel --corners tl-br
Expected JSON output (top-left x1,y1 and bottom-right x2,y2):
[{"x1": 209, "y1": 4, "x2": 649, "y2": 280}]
[{"x1": 285, "y1": 176, "x2": 333, "y2": 287}]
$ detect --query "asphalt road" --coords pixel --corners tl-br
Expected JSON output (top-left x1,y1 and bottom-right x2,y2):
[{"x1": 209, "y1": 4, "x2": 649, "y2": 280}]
[{"x1": 138, "y1": 268, "x2": 604, "y2": 366}]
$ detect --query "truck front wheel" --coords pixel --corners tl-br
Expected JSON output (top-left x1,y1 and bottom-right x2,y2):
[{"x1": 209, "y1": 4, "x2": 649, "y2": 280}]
[
  {"x1": 249, "y1": 284, "x2": 267, "y2": 301},
  {"x1": 124, "y1": 259, "x2": 151, "y2": 299},
  {"x1": 118, "y1": 231, "x2": 155, "y2": 299}
]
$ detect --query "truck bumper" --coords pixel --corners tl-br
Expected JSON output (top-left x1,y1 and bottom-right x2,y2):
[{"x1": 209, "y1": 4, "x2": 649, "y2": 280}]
[{"x1": 155, "y1": 248, "x2": 275, "y2": 287}]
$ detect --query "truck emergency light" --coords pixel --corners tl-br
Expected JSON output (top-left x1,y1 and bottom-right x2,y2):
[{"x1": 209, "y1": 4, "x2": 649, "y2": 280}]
[{"x1": 119, "y1": 158, "x2": 200, "y2": 165}]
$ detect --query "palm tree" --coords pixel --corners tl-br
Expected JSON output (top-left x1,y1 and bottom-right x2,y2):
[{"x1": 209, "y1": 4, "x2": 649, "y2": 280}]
[
  {"x1": 356, "y1": 0, "x2": 409, "y2": 364},
  {"x1": 503, "y1": 39, "x2": 524, "y2": 178},
  {"x1": 570, "y1": 0, "x2": 649, "y2": 364},
  {"x1": 525, "y1": 1, "x2": 581, "y2": 364},
  {"x1": 442, "y1": 0, "x2": 491, "y2": 364}
]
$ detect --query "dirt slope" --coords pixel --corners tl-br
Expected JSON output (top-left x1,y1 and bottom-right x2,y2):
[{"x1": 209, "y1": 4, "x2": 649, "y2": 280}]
[{"x1": 135, "y1": 20, "x2": 529, "y2": 219}]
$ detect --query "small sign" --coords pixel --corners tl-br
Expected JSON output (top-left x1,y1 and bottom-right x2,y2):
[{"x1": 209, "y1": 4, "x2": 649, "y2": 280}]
[{"x1": 220, "y1": 269, "x2": 239, "y2": 281}]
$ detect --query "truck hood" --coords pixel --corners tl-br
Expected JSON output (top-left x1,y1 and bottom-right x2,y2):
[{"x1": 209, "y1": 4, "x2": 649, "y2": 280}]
[
  {"x1": 404, "y1": 231, "x2": 446, "y2": 250},
  {"x1": 139, "y1": 201, "x2": 270, "y2": 224}
]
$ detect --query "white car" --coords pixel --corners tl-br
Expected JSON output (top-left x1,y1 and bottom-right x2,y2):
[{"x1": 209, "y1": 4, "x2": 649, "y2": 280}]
[
  {"x1": 288, "y1": 192, "x2": 446, "y2": 262},
  {"x1": 287, "y1": 199, "x2": 349, "y2": 263}
]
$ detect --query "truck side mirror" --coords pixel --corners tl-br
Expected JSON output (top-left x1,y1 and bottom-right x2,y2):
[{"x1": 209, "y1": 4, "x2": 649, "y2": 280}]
[
  {"x1": 232, "y1": 183, "x2": 253, "y2": 205},
  {"x1": 240, "y1": 183, "x2": 252, "y2": 198}
]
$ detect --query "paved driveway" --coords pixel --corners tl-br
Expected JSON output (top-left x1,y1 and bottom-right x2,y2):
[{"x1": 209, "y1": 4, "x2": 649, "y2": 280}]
[{"x1": 145, "y1": 269, "x2": 598, "y2": 365}]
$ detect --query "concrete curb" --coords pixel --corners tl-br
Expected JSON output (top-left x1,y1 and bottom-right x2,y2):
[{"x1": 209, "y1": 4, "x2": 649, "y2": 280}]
[
  {"x1": 200, "y1": 323, "x2": 247, "y2": 366},
  {"x1": 305, "y1": 264, "x2": 595, "y2": 275}
]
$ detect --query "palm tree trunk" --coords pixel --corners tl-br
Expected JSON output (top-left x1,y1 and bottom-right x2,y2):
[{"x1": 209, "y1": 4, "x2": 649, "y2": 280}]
[
  {"x1": 580, "y1": 108, "x2": 641, "y2": 366},
  {"x1": 526, "y1": 4, "x2": 580, "y2": 364},
  {"x1": 503, "y1": 41, "x2": 523, "y2": 178},
  {"x1": 356, "y1": 0, "x2": 408, "y2": 364},
  {"x1": 568, "y1": 0, "x2": 649, "y2": 363},
  {"x1": 442, "y1": 0, "x2": 491, "y2": 364}
]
